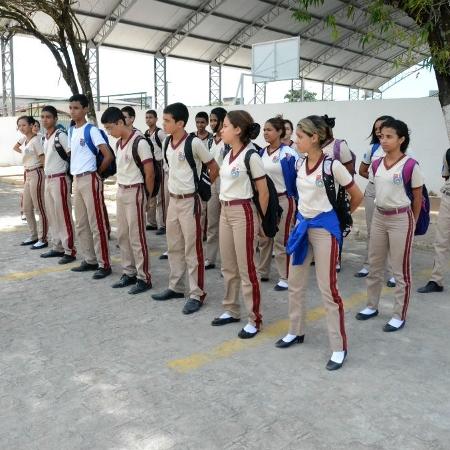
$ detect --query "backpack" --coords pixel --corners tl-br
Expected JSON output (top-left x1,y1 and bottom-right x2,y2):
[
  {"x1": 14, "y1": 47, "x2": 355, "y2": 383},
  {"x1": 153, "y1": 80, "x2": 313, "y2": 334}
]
[
  {"x1": 332, "y1": 139, "x2": 357, "y2": 175},
  {"x1": 321, "y1": 157, "x2": 353, "y2": 237},
  {"x1": 53, "y1": 129, "x2": 73, "y2": 183},
  {"x1": 445, "y1": 148, "x2": 450, "y2": 171},
  {"x1": 372, "y1": 157, "x2": 430, "y2": 236},
  {"x1": 163, "y1": 134, "x2": 211, "y2": 202},
  {"x1": 69, "y1": 124, "x2": 116, "y2": 179},
  {"x1": 154, "y1": 127, "x2": 163, "y2": 149}
]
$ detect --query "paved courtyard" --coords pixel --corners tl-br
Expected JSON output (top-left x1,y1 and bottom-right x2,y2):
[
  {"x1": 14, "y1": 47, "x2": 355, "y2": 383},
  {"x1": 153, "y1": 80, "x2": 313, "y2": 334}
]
[{"x1": 0, "y1": 179, "x2": 449, "y2": 450}]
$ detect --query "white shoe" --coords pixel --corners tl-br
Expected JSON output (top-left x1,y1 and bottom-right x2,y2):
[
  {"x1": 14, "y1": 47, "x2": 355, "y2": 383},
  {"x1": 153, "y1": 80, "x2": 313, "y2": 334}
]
[{"x1": 31, "y1": 240, "x2": 48, "y2": 250}]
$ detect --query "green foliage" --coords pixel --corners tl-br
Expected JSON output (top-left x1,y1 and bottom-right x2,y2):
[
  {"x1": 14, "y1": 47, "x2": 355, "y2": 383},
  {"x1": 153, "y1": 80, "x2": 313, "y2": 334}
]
[{"x1": 284, "y1": 88, "x2": 317, "y2": 102}]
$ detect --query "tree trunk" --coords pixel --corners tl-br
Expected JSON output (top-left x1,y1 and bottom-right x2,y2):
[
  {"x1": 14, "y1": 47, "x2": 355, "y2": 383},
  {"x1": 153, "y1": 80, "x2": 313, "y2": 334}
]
[{"x1": 434, "y1": 69, "x2": 450, "y2": 143}]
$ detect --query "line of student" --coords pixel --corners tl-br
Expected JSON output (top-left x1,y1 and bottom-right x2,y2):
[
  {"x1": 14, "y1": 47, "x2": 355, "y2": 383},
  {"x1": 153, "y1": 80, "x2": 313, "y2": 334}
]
[{"x1": 13, "y1": 96, "x2": 450, "y2": 371}]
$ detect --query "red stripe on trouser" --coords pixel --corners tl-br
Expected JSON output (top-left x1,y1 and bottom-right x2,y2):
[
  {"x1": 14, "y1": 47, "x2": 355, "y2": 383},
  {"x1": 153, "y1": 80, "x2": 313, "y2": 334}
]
[
  {"x1": 194, "y1": 196, "x2": 205, "y2": 301},
  {"x1": 401, "y1": 210, "x2": 414, "y2": 320},
  {"x1": 135, "y1": 185, "x2": 151, "y2": 284},
  {"x1": 284, "y1": 196, "x2": 295, "y2": 278},
  {"x1": 329, "y1": 237, "x2": 347, "y2": 351},
  {"x1": 91, "y1": 174, "x2": 110, "y2": 269},
  {"x1": 243, "y1": 203, "x2": 262, "y2": 329},
  {"x1": 59, "y1": 177, "x2": 76, "y2": 257},
  {"x1": 36, "y1": 169, "x2": 48, "y2": 240}
]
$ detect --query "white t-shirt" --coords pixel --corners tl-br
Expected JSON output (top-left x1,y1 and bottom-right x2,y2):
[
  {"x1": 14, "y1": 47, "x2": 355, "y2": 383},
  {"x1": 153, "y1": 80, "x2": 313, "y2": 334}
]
[
  {"x1": 322, "y1": 139, "x2": 353, "y2": 165},
  {"x1": 370, "y1": 155, "x2": 424, "y2": 209},
  {"x1": 261, "y1": 146, "x2": 286, "y2": 194},
  {"x1": 22, "y1": 135, "x2": 44, "y2": 170},
  {"x1": 296, "y1": 155, "x2": 354, "y2": 219},
  {"x1": 219, "y1": 143, "x2": 266, "y2": 202},
  {"x1": 362, "y1": 143, "x2": 384, "y2": 165},
  {"x1": 165, "y1": 134, "x2": 213, "y2": 195},
  {"x1": 116, "y1": 131, "x2": 153, "y2": 185},
  {"x1": 209, "y1": 137, "x2": 226, "y2": 167},
  {"x1": 146, "y1": 127, "x2": 166, "y2": 161},
  {"x1": 70, "y1": 123, "x2": 106, "y2": 175},
  {"x1": 43, "y1": 130, "x2": 69, "y2": 176}
]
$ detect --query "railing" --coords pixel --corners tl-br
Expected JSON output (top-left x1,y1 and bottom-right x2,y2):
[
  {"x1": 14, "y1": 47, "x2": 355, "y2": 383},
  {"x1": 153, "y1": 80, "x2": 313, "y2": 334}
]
[{"x1": 94, "y1": 92, "x2": 152, "y2": 109}]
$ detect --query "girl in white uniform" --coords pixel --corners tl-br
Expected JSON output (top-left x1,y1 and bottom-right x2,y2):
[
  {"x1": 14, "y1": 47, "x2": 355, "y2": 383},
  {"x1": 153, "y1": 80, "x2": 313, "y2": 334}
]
[
  {"x1": 211, "y1": 111, "x2": 269, "y2": 339},
  {"x1": 276, "y1": 115, "x2": 363, "y2": 370},
  {"x1": 356, "y1": 119, "x2": 423, "y2": 332},
  {"x1": 282, "y1": 119, "x2": 297, "y2": 151},
  {"x1": 258, "y1": 115, "x2": 299, "y2": 290}
]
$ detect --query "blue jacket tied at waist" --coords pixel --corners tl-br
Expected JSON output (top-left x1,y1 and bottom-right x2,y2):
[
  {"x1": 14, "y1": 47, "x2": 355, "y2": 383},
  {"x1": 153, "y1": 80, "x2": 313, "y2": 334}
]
[{"x1": 286, "y1": 210, "x2": 342, "y2": 265}]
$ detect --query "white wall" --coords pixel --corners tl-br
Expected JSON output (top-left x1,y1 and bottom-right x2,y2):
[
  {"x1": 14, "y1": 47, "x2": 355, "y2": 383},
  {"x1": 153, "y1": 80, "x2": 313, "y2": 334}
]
[{"x1": 1, "y1": 97, "x2": 449, "y2": 193}]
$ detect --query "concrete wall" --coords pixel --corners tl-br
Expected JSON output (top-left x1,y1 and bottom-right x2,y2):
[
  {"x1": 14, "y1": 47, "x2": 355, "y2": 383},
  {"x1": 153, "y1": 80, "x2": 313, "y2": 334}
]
[{"x1": 1, "y1": 97, "x2": 449, "y2": 193}]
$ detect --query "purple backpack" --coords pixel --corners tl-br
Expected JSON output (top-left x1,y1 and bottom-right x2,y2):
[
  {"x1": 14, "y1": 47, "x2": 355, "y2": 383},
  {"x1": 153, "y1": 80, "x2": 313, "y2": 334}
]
[
  {"x1": 333, "y1": 139, "x2": 357, "y2": 174},
  {"x1": 372, "y1": 157, "x2": 430, "y2": 235}
]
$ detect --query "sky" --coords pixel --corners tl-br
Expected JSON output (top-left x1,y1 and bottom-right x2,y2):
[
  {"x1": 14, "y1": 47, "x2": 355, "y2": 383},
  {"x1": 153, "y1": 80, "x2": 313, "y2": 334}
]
[{"x1": 3, "y1": 35, "x2": 438, "y2": 108}]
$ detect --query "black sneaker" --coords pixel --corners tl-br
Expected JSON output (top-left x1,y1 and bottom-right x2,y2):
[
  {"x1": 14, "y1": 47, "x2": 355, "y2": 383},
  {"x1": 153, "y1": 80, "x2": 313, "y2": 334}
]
[
  {"x1": 40, "y1": 250, "x2": 65, "y2": 258},
  {"x1": 112, "y1": 274, "x2": 137, "y2": 288},
  {"x1": 58, "y1": 254, "x2": 76, "y2": 265},
  {"x1": 128, "y1": 279, "x2": 152, "y2": 295},
  {"x1": 156, "y1": 227, "x2": 166, "y2": 236},
  {"x1": 146, "y1": 225, "x2": 158, "y2": 231},
  {"x1": 20, "y1": 238, "x2": 38, "y2": 246},
  {"x1": 417, "y1": 281, "x2": 444, "y2": 293},
  {"x1": 182, "y1": 298, "x2": 202, "y2": 314},
  {"x1": 92, "y1": 267, "x2": 112, "y2": 279},
  {"x1": 71, "y1": 261, "x2": 99, "y2": 272},
  {"x1": 159, "y1": 253, "x2": 168, "y2": 260}
]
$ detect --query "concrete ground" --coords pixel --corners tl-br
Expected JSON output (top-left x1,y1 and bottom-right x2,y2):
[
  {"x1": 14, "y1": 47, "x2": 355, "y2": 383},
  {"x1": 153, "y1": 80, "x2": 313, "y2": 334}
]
[{"x1": 0, "y1": 177, "x2": 449, "y2": 450}]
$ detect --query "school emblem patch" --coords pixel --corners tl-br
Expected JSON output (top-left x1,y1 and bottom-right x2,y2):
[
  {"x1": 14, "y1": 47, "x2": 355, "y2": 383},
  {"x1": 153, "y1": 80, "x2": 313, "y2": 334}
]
[
  {"x1": 80, "y1": 138, "x2": 85, "y2": 146},
  {"x1": 178, "y1": 152, "x2": 186, "y2": 161},
  {"x1": 231, "y1": 166, "x2": 240, "y2": 178},
  {"x1": 272, "y1": 155, "x2": 280, "y2": 163},
  {"x1": 315, "y1": 174, "x2": 324, "y2": 187},
  {"x1": 393, "y1": 173, "x2": 402, "y2": 185}
]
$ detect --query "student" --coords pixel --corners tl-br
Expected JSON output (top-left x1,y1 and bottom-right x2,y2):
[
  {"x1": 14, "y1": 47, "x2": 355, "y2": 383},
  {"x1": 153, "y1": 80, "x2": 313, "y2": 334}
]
[
  {"x1": 355, "y1": 115, "x2": 396, "y2": 286},
  {"x1": 13, "y1": 116, "x2": 48, "y2": 249},
  {"x1": 258, "y1": 115, "x2": 298, "y2": 290},
  {"x1": 417, "y1": 147, "x2": 450, "y2": 294},
  {"x1": 40, "y1": 105, "x2": 76, "y2": 264},
  {"x1": 356, "y1": 119, "x2": 423, "y2": 332},
  {"x1": 68, "y1": 94, "x2": 113, "y2": 279},
  {"x1": 32, "y1": 120, "x2": 43, "y2": 139},
  {"x1": 144, "y1": 109, "x2": 168, "y2": 235},
  {"x1": 101, "y1": 107, "x2": 155, "y2": 294},
  {"x1": 211, "y1": 110, "x2": 269, "y2": 339},
  {"x1": 275, "y1": 115, "x2": 363, "y2": 370},
  {"x1": 205, "y1": 107, "x2": 227, "y2": 270},
  {"x1": 282, "y1": 119, "x2": 297, "y2": 150},
  {"x1": 152, "y1": 103, "x2": 219, "y2": 314}
]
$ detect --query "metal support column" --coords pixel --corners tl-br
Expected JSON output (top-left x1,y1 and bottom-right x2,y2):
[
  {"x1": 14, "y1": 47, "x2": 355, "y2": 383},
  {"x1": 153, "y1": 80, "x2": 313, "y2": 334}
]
[
  {"x1": 373, "y1": 91, "x2": 382, "y2": 100},
  {"x1": 1, "y1": 35, "x2": 15, "y2": 116},
  {"x1": 154, "y1": 52, "x2": 167, "y2": 110},
  {"x1": 349, "y1": 87, "x2": 360, "y2": 101},
  {"x1": 322, "y1": 82, "x2": 333, "y2": 101},
  {"x1": 290, "y1": 78, "x2": 304, "y2": 102},
  {"x1": 209, "y1": 63, "x2": 221, "y2": 105},
  {"x1": 88, "y1": 42, "x2": 100, "y2": 111},
  {"x1": 254, "y1": 82, "x2": 266, "y2": 104}
]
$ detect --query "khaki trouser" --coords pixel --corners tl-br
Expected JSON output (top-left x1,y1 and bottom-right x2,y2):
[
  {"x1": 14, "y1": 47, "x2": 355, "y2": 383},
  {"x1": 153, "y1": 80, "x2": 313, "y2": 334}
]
[
  {"x1": 45, "y1": 175, "x2": 76, "y2": 256},
  {"x1": 73, "y1": 172, "x2": 111, "y2": 269},
  {"x1": 146, "y1": 163, "x2": 167, "y2": 228},
  {"x1": 430, "y1": 194, "x2": 450, "y2": 286},
  {"x1": 288, "y1": 227, "x2": 347, "y2": 352},
  {"x1": 23, "y1": 168, "x2": 48, "y2": 241},
  {"x1": 117, "y1": 184, "x2": 151, "y2": 284},
  {"x1": 366, "y1": 208, "x2": 414, "y2": 320},
  {"x1": 220, "y1": 201, "x2": 262, "y2": 329},
  {"x1": 167, "y1": 194, "x2": 205, "y2": 300},
  {"x1": 206, "y1": 180, "x2": 221, "y2": 264},
  {"x1": 258, "y1": 194, "x2": 295, "y2": 282}
]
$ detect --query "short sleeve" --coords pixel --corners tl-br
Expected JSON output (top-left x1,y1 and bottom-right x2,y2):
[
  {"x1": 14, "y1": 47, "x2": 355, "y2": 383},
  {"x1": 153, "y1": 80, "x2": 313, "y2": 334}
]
[
  {"x1": 362, "y1": 146, "x2": 373, "y2": 165},
  {"x1": 337, "y1": 141, "x2": 353, "y2": 164},
  {"x1": 192, "y1": 137, "x2": 213, "y2": 164},
  {"x1": 18, "y1": 136, "x2": 26, "y2": 145},
  {"x1": 248, "y1": 152, "x2": 266, "y2": 180},
  {"x1": 137, "y1": 138, "x2": 153, "y2": 163},
  {"x1": 90, "y1": 126, "x2": 107, "y2": 148},
  {"x1": 442, "y1": 151, "x2": 450, "y2": 177},
  {"x1": 33, "y1": 136, "x2": 45, "y2": 156},
  {"x1": 410, "y1": 163, "x2": 424, "y2": 189},
  {"x1": 332, "y1": 159, "x2": 354, "y2": 188},
  {"x1": 368, "y1": 164, "x2": 375, "y2": 183}
]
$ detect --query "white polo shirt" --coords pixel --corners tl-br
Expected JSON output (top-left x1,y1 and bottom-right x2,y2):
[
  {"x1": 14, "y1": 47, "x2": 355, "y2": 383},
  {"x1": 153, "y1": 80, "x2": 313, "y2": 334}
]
[
  {"x1": 145, "y1": 127, "x2": 166, "y2": 161},
  {"x1": 70, "y1": 123, "x2": 106, "y2": 175},
  {"x1": 296, "y1": 155, "x2": 354, "y2": 219},
  {"x1": 43, "y1": 130, "x2": 69, "y2": 176},
  {"x1": 22, "y1": 135, "x2": 44, "y2": 170},
  {"x1": 370, "y1": 155, "x2": 423, "y2": 209},
  {"x1": 165, "y1": 134, "x2": 213, "y2": 195},
  {"x1": 116, "y1": 131, "x2": 153, "y2": 186},
  {"x1": 219, "y1": 143, "x2": 266, "y2": 202},
  {"x1": 322, "y1": 139, "x2": 353, "y2": 165},
  {"x1": 261, "y1": 146, "x2": 286, "y2": 194}
]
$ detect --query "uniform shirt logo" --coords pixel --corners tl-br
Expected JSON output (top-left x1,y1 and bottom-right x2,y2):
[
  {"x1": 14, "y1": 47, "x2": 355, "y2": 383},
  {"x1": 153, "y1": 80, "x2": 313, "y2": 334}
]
[
  {"x1": 80, "y1": 138, "x2": 85, "y2": 147},
  {"x1": 272, "y1": 155, "x2": 280, "y2": 163},
  {"x1": 125, "y1": 152, "x2": 131, "y2": 162},
  {"x1": 315, "y1": 174, "x2": 324, "y2": 187},
  {"x1": 231, "y1": 166, "x2": 240, "y2": 178},
  {"x1": 178, "y1": 151, "x2": 186, "y2": 161},
  {"x1": 393, "y1": 173, "x2": 403, "y2": 185}
]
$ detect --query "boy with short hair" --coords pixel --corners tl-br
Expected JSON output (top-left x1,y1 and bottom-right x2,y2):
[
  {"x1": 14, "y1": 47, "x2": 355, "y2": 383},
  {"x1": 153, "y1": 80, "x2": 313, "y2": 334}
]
[
  {"x1": 152, "y1": 103, "x2": 219, "y2": 314},
  {"x1": 102, "y1": 107, "x2": 155, "y2": 294},
  {"x1": 192, "y1": 111, "x2": 212, "y2": 145},
  {"x1": 69, "y1": 94, "x2": 113, "y2": 279}
]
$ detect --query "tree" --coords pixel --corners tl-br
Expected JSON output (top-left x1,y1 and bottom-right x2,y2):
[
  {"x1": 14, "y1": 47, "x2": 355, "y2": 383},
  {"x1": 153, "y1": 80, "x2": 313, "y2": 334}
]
[
  {"x1": 294, "y1": 1, "x2": 450, "y2": 140},
  {"x1": 284, "y1": 88, "x2": 318, "y2": 102},
  {"x1": 0, "y1": 0, "x2": 96, "y2": 121}
]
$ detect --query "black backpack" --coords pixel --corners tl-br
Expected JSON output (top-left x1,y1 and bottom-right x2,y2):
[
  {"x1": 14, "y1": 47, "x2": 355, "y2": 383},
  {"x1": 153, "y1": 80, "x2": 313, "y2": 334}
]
[
  {"x1": 163, "y1": 135, "x2": 211, "y2": 201},
  {"x1": 446, "y1": 148, "x2": 450, "y2": 171},
  {"x1": 322, "y1": 157, "x2": 353, "y2": 237}
]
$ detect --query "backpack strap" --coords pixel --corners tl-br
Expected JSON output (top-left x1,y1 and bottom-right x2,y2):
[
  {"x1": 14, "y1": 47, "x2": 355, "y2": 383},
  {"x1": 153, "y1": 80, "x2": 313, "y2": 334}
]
[
  {"x1": 162, "y1": 136, "x2": 170, "y2": 167},
  {"x1": 446, "y1": 148, "x2": 450, "y2": 172},
  {"x1": 154, "y1": 127, "x2": 162, "y2": 149},
  {"x1": 401, "y1": 157, "x2": 417, "y2": 186},
  {"x1": 332, "y1": 139, "x2": 343, "y2": 161},
  {"x1": 54, "y1": 129, "x2": 69, "y2": 162},
  {"x1": 83, "y1": 123, "x2": 98, "y2": 156},
  {"x1": 370, "y1": 142, "x2": 380, "y2": 160},
  {"x1": 183, "y1": 135, "x2": 200, "y2": 192},
  {"x1": 131, "y1": 135, "x2": 144, "y2": 172},
  {"x1": 371, "y1": 156, "x2": 384, "y2": 176},
  {"x1": 322, "y1": 157, "x2": 338, "y2": 210},
  {"x1": 207, "y1": 136, "x2": 214, "y2": 150},
  {"x1": 243, "y1": 149, "x2": 264, "y2": 217}
]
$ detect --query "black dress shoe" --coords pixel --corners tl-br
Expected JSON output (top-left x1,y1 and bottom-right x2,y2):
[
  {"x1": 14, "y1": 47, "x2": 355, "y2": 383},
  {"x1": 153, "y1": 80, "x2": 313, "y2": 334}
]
[
  {"x1": 386, "y1": 279, "x2": 396, "y2": 288},
  {"x1": 152, "y1": 289, "x2": 184, "y2": 301},
  {"x1": 354, "y1": 270, "x2": 369, "y2": 278},
  {"x1": 129, "y1": 279, "x2": 152, "y2": 295},
  {"x1": 355, "y1": 309, "x2": 379, "y2": 321},
  {"x1": 112, "y1": 274, "x2": 137, "y2": 288},
  {"x1": 58, "y1": 254, "x2": 76, "y2": 265},
  {"x1": 205, "y1": 263, "x2": 216, "y2": 270},
  {"x1": 31, "y1": 241, "x2": 48, "y2": 250},
  {"x1": 274, "y1": 283, "x2": 288, "y2": 291},
  {"x1": 417, "y1": 281, "x2": 444, "y2": 293},
  {"x1": 211, "y1": 316, "x2": 240, "y2": 326},
  {"x1": 92, "y1": 267, "x2": 112, "y2": 279},
  {"x1": 40, "y1": 250, "x2": 65, "y2": 258},
  {"x1": 383, "y1": 321, "x2": 405, "y2": 332},
  {"x1": 260, "y1": 277, "x2": 269, "y2": 282},
  {"x1": 238, "y1": 328, "x2": 259, "y2": 339},
  {"x1": 155, "y1": 227, "x2": 166, "y2": 235},
  {"x1": 146, "y1": 225, "x2": 158, "y2": 231},
  {"x1": 275, "y1": 335, "x2": 305, "y2": 348},
  {"x1": 20, "y1": 238, "x2": 38, "y2": 246},
  {"x1": 326, "y1": 351, "x2": 347, "y2": 371},
  {"x1": 159, "y1": 253, "x2": 168, "y2": 260},
  {"x1": 182, "y1": 298, "x2": 202, "y2": 314},
  {"x1": 71, "y1": 261, "x2": 99, "y2": 272}
]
